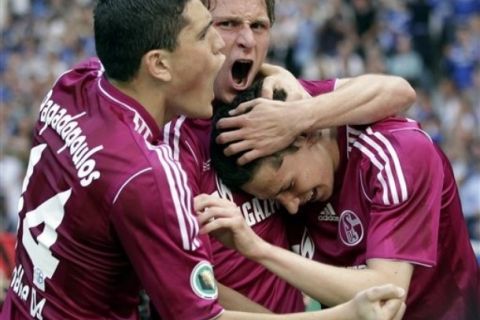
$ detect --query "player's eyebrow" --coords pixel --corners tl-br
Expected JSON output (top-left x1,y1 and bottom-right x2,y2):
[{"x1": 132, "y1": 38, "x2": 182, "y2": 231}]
[
  {"x1": 214, "y1": 15, "x2": 270, "y2": 25},
  {"x1": 273, "y1": 179, "x2": 293, "y2": 197},
  {"x1": 251, "y1": 18, "x2": 271, "y2": 27},
  {"x1": 197, "y1": 20, "x2": 213, "y2": 39}
]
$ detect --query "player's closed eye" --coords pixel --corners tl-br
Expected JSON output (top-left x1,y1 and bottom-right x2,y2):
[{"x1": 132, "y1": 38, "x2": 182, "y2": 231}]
[
  {"x1": 216, "y1": 20, "x2": 237, "y2": 29},
  {"x1": 251, "y1": 22, "x2": 269, "y2": 31}
]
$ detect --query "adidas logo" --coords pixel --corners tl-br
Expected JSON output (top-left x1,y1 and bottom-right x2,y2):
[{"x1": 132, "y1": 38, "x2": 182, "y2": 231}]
[{"x1": 318, "y1": 203, "x2": 339, "y2": 222}]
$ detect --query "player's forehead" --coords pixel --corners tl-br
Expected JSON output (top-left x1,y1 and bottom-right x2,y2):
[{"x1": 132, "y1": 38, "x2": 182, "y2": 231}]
[
  {"x1": 181, "y1": 0, "x2": 212, "y2": 36},
  {"x1": 210, "y1": 0, "x2": 269, "y2": 23}
]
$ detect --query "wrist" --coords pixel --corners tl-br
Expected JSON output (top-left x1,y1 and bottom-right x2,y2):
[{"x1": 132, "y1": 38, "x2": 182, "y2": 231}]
[
  {"x1": 333, "y1": 300, "x2": 356, "y2": 320},
  {"x1": 247, "y1": 238, "x2": 273, "y2": 262},
  {"x1": 294, "y1": 100, "x2": 314, "y2": 134}
]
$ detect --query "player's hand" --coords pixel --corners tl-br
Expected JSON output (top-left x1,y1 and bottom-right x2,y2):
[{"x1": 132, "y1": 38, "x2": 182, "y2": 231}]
[
  {"x1": 216, "y1": 98, "x2": 304, "y2": 165},
  {"x1": 194, "y1": 194, "x2": 267, "y2": 259},
  {"x1": 349, "y1": 284, "x2": 406, "y2": 320},
  {"x1": 260, "y1": 65, "x2": 310, "y2": 102}
]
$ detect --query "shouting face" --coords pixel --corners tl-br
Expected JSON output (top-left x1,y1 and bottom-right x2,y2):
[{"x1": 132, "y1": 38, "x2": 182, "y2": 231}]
[{"x1": 210, "y1": 0, "x2": 271, "y2": 102}]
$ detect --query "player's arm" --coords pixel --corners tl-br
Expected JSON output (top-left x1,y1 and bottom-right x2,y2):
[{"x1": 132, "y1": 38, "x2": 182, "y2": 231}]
[
  {"x1": 216, "y1": 75, "x2": 416, "y2": 164},
  {"x1": 239, "y1": 244, "x2": 413, "y2": 307},
  {"x1": 218, "y1": 283, "x2": 405, "y2": 320},
  {"x1": 113, "y1": 167, "x2": 405, "y2": 320},
  {"x1": 217, "y1": 282, "x2": 271, "y2": 313},
  {"x1": 299, "y1": 75, "x2": 416, "y2": 129},
  {"x1": 196, "y1": 194, "x2": 413, "y2": 307},
  {"x1": 111, "y1": 161, "x2": 226, "y2": 320}
]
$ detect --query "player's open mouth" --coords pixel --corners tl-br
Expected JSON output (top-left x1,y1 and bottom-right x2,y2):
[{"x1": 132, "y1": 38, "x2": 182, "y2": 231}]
[
  {"x1": 231, "y1": 59, "x2": 253, "y2": 89},
  {"x1": 307, "y1": 189, "x2": 318, "y2": 203}
]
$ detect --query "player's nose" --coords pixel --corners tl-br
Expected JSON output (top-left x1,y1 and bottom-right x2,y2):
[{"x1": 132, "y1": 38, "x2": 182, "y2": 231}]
[
  {"x1": 277, "y1": 194, "x2": 300, "y2": 214},
  {"x1": 236, "y1": 25, "x2": 255, "y2": 49}
]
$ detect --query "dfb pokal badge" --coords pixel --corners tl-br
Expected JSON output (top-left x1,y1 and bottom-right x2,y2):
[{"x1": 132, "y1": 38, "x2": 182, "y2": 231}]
[{"x1": 190, "y1": 261, "x2": 218, "y2": 300}]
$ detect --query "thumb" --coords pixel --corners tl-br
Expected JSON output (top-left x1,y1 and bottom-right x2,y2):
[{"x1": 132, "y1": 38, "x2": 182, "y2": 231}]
[{"x1": 365, "y1": 285, "x2": 405, "y2": 302}]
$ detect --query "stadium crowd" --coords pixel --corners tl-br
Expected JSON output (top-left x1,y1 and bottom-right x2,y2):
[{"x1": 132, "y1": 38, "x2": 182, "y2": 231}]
[{"x1": 0, "y1": 0, "x2": 479, "y2": 302}]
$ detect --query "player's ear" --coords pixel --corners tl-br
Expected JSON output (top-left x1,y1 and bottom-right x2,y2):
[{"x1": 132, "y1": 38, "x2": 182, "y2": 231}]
[{"x1": 144, "y1": 49, "x2": 172, "y2": 82}]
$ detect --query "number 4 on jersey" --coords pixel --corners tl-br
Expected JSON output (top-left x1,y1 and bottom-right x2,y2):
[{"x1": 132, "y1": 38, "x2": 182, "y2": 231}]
[{"x1": 18, "y1": 143, "x2": 71, "y2": 291}]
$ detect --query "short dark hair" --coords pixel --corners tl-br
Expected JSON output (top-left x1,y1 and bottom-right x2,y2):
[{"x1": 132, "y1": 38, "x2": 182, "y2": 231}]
[
  {"x1": 94, "y1": 0, "x2": 190, "y2": 82},
  {"x1": 210, "y1": 79, "x2": 294, "y2": 191},
  {"x1": 204, "y1": 0, "x2": 276, "y2": 24}
]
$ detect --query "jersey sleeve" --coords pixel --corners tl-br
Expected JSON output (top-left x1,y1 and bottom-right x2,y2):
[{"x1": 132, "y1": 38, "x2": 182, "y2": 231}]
[
  {"x1": 164, "y1": 116, "x2": 209, "y2": 196},
  {"x1": 299, "y1": 79, "x2": 336, "y2": 96},
  {"x1": 110, "y1": 144, "x2": 223, "y2": 320},
  {"x1": 359, "y1": 126, "x2": 443, "y2": 266}
]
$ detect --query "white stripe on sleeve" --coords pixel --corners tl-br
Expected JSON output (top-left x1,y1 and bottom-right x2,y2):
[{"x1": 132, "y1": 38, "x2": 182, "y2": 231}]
[
  {"x1": 352, "y1": 127, "x2": 408, "y2": 206},
  {"x1": 353, "y1": 141, "x2": 391, "y2": 205},
  {"x1": 367, "y1": 128, "x2": 408, "y2": 202},
  {"x1": 151, "y1": 144, "x2": 199, "y2": 251},
  {"x1": 161, "y1": 146, "x2": 199, "y2": 250},
  {"x1": 173, "y1": 116, "x2": 186, "y2": 161}
]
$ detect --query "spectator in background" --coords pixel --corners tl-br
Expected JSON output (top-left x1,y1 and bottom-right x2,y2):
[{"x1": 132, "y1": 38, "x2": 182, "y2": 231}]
[
  {"x1": 386, "y1": 33, "x2": 424, "y2": 87},
  {"x1": 0, "y1": 147, "x2": 23, "y2": 232},
  {"x1": 352, "y1": 0, "x2": 378, "y2": 56},
  {"x1": 316, "y1": 38, "x2": 364, "y2": 79},
  {"x1": 444, "y1": 22, "x2": 477, "y2": 91},
  {"x1": 406, "y1": 0, "x2": 434, "y2": 71},
  {"x1": 460, "y1": 139, "x2": 480, "y2": 241},
  {"x1": 291, "y1": 2, "x2": 319, "y2": 78}
]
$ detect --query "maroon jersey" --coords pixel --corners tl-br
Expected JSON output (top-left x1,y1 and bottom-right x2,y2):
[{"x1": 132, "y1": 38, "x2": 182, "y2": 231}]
[
  {"x1": 1, "y1": 58, "x2": 223, "y2": 320},
  {"x1": 164, "y1": 116, "x2": 302, "y2": 313},
  {"x1": 163, "y1": 79, "x2": 336, "y2": 313},
  {"x1": 302, "y1": 119, "x2": 480, "y2": 319}
]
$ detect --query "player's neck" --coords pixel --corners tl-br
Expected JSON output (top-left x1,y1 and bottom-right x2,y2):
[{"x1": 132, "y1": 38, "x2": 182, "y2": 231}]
[{"x1": 111, "y1": 78, "x2": 169, "y2": 126}]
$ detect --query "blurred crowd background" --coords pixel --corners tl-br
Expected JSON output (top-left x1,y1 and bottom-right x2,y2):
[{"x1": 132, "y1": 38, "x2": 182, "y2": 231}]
[{"x1": 0, "y1": 0, "x2": 479, "y2": 257}]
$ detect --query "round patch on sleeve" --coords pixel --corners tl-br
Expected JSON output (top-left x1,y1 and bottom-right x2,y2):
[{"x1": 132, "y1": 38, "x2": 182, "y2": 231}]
[{"x1": 190, "y1": 261, "x2": 218, "y2": 300}]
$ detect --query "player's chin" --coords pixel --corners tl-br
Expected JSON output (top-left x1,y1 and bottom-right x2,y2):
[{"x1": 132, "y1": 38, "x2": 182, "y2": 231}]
[
  {"x1": 179, "y1": 100, "x2": 212, "y2": 119},
  {"x1": 194, "y1": 92, "x2": 215, "y2": 118},
  {"x1": 193, "y1": 105, "x2": 213, "y2": 119},
  {"x1": 200, "y1": 101, "x2": 214, "y2": 118}
]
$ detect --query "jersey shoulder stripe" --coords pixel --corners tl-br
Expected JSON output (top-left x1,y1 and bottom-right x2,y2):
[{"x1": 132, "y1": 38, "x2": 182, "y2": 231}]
[
  {"x1": 164, "y1": 116, "x2": 187, "y2": 161},
  {"x1": 348, "y1": 126, "x2": 408, "y2": 206}
]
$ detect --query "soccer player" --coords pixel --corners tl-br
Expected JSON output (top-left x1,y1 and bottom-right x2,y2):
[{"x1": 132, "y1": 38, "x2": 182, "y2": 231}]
[
  {"x1": 0, "y1": 0, "x2": 407, "y2": 319},
  {"x1": 164, "y1": 0, "x2": 415, "y2": 312},
  {"x1": 201, "y1": 79, "x2": 480, "y2": 320},
  {"x1": 211, "y1": 0, "x2": 415, "y2": 165}
]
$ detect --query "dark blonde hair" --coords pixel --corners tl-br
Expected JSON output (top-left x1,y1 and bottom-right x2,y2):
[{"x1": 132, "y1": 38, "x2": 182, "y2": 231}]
[{"x1": 203, "y1": 0, "x2": 276, "y2": 24}]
